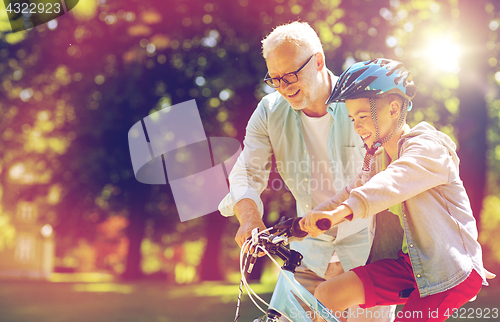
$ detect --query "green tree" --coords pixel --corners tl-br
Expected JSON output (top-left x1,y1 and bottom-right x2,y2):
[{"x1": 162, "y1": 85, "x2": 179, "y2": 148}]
[{"x1": 2, "y1": 0, "x2": 499, "y2": 282}]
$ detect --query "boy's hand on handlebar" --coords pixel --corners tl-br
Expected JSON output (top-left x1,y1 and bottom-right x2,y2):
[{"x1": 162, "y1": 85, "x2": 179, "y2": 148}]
[
  {"x1": 299, "y1": 211, "x2": 334, "y2": 237},
  {"x1": 299, "y1": 205, "x2": 354, "y2": 237}
]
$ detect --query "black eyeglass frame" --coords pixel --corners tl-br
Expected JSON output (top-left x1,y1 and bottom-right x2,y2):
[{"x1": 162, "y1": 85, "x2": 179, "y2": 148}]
[{"x1": 263, "y1": 54, "x2": 315, "y2": 88}]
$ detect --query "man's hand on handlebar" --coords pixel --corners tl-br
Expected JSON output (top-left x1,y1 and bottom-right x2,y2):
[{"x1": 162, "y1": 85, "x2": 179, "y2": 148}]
[
  {"x1": 235, "y1": 219, "x2": 267, "y2": 256},
  {"x1": 233, "y1": 199, "x2": 267, "y2": 257}
]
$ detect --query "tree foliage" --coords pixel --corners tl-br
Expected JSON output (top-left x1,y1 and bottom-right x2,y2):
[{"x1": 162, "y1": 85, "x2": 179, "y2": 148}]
[{"x1": 1, "y1": 0, "x2": 500, "y2": 280}]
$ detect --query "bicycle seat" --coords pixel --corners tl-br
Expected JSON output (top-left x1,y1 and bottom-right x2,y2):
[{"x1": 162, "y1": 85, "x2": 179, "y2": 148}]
[{"x1": 399, "y1": 288, "x2": 415, "y2": 299}]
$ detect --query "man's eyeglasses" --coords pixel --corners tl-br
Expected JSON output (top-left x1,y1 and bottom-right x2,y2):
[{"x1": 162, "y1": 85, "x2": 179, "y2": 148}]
[{"x1": 264, "y1": 54, "x2": 315, "y2": 88}]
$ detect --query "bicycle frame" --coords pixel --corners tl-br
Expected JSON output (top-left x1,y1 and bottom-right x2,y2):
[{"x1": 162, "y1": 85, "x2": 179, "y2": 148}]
[
  {"x1": 236, "y1": 219, "x2": 341, "y2": 322},
  {"x1": 265, "y1": 269, "x2": 341, "y2": 322}
]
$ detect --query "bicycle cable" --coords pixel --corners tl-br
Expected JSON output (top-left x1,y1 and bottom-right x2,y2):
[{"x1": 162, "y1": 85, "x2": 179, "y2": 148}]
[
  {"x1": 235, "y1": 228, "x2": 274, "y2": 321},
  {"x1": 235, "y1": 226, "x2": 318, "y2": 321},
  {"x1": 234, "y1": 249, "x2": 247, "y2": 322},
  {"x1": 240, "y1": 237, "x2": 272, "y2": 310}
]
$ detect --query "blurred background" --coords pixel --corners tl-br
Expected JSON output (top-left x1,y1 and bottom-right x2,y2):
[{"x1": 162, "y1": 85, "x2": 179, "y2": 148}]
[{"x1": 0, "y1": 0, "x2": 499, "y2": 321}]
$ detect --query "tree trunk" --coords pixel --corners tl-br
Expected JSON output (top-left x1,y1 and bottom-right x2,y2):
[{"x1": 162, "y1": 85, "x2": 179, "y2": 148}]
[
  {"x1": 121, "y1": 184, "x2": 150, "y2": 280},
  {"x1": 456, "y1": 0, "x2": 489, "y2": 229},
  {"x1": 199, "y1": 211, "x2": 226, "y2": 281}
]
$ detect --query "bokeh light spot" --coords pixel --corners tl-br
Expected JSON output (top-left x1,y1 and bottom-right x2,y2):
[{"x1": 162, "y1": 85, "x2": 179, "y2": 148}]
[
  {"x1": 209, "y1": 98, "x2": 220, "y2": 108},
  {"x1": 195, "y1": 76, "x2": 206, "y2": 86},
  {"x1": 13, "y1": 70, "x2": 22, "y2": 80},
  {"x1": 490, "y1": 20, "x2": 499, "y2": 31},
  {"x1": 20, "y1": 88, "x2": 33, "y2": 101},
  {"x1": 157, "y1": 55, "x2": 166, "y2": 64},
  {"x1": 219, "y1": 89, "x2": 231, "y2": 101},
  {"x1": 48, "y1": 20, "x2": 58, "y2": 30},
  {"x1": 403, "y1": 22, "x2": 413, "y2": 32},
  {"x1": 385, "y1": 36, "x2": 398, "y2": 48},
  {"x1": 202, "y1": 14, "x2": 212, "y2": 24},
  {"x1": 95, "y1": 75, "x2": 105, "y2": 85},
  {"x1": 41, "y1": 224, "x2": 53, "y2": 238},
  {"x1": 495, "y1": 71, "x2": 500, "y2": 83},
  {"x1": 291, "y1": 5, "x2": 302, "y2": 15},
  {"x1": 146, "y1": 44, "x2": 156, "y2": 54}
]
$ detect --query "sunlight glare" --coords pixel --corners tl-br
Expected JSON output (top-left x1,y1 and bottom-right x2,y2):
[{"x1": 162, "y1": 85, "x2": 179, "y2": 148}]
[{"x1": 423, "y1": 38, "x2": 462, "y2": 73}]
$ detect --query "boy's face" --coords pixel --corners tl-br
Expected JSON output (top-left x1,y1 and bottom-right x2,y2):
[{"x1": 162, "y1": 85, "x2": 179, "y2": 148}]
[
  {"x1": 345, "y1": 98, "x2": 396, "y2": 148},
  {"x1": 265, "y1": 42, "x2": 320, "y2": 111}
]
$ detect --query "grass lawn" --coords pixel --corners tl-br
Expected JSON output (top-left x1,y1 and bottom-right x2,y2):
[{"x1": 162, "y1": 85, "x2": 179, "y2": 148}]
[
  {"x1": 0, "y1": 277, "x2": 269, "y2": 322},
  {"x1": 0, "y1": 275, "x2": 498, "y2": 322}
]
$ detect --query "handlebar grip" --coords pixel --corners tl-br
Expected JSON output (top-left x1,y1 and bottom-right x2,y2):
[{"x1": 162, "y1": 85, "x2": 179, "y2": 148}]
[
  {"x1": 290, "y1": 218, "x2": 332, "y2": 238},
  {"x1": 316, "y1": 218, "x2": 332, "y2": 231},
  {"x1": 291, "y1": 218, "x2": 308, "y2": 238}
]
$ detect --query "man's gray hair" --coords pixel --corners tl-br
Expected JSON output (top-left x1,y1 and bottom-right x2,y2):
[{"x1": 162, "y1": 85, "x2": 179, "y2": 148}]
[{"x1": 262, "y1": 21, "x2": 324, "y2": 60}]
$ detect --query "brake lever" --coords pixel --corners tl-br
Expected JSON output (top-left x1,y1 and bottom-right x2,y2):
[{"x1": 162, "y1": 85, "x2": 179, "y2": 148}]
[
  {"x1": 270, "y1": 235, "x2": 288, "y2": 245},
  {"x1": 273, "y1": 217, "x2": 295, "y2": 231},
  {"x1": 251, "y1": 227, "x2": 260, "y2": 244},
  {"x1": 247, "y1": 227, "x2": 261, "y2": 274}
]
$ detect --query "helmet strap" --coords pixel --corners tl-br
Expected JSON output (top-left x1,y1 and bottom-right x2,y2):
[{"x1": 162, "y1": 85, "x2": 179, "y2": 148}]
[
  {"x1": 370, "y1": 98, "x2": 381, "y2": 144},
  {"x1": 362, "y1": 98, "x2": 408, "y2": 171}
]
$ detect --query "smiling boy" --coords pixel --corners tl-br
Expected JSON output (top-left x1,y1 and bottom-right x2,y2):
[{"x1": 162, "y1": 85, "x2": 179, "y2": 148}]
[{"x1": 300, "y1": 59, "x2": 489, "y2": 321}]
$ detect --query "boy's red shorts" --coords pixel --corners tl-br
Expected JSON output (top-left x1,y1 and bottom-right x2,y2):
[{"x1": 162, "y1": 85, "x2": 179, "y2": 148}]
[{"x1": 351, "y1": 250, "x2": 482, "y2": 321}]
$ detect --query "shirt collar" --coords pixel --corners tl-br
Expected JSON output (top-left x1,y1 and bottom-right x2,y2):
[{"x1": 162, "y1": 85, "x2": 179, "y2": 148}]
[{"x1": 326, "y1": 70, "x2": 341, "y2": 115}]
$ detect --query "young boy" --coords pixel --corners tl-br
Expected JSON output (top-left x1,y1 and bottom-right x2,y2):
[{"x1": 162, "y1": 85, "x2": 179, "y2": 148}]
[{"x1": 299, "y1": 59, "x2": 488, "y2": 321}]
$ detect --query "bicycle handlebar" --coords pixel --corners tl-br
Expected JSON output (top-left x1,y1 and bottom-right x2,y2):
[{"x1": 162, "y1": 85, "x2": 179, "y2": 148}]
[
  {"x1": 238, "y1": 216, "x2": 335, "y2": 321},
  {"x1": 290, "y1": 217, "x2": 332, "y2": 238},
  {"x1": 244, "y1": 216, "x2": 333, "y2": 274},
  {"x1": 317, "y1": 218, "x2": 332, "y2": 230}
]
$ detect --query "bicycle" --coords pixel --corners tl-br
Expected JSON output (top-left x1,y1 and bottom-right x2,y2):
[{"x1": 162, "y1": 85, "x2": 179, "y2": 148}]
[{"x1": 234, "y1": 216, "x2": 341, "y2": 322}]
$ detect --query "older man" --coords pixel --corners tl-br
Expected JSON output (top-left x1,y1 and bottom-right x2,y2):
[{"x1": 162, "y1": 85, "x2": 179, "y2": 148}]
[{"x1": 219, "y1": 22, "x2": 394, "y2": 321}]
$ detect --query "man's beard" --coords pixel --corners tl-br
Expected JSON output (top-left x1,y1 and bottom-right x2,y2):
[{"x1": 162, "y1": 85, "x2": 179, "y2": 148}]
[
  {"x1": 288, "y1": 85, "x2": 319, "y2": 111},
  {"x1": 289, "y1": 97, "x2": 309, "y2": 110}
]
